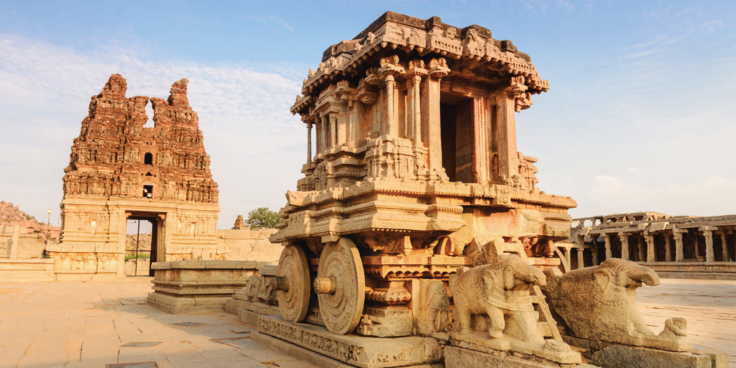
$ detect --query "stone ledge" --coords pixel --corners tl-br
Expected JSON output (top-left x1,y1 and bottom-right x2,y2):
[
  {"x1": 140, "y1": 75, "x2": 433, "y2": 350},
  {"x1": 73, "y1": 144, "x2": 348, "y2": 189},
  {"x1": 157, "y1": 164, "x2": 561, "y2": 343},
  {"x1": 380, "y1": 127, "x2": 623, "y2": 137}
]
[
  {"x1": 257, "y1": 314, "x2": 442, "y2": 368},
  {"x1": 151, "y1": 260, "x2": 270, "y2": 270},
  {"x1": 146, "y1": 292, "x2": 230, "y2": 314},
  {"x1": 445, "y1": 346, "x2": 593, "y2": 368},
  {"x1": 0, "y1": 259, "x2": 54, "y2": 264},
  {"x1": 590, "y1": 344, "x2": 727, "y2": 368}
]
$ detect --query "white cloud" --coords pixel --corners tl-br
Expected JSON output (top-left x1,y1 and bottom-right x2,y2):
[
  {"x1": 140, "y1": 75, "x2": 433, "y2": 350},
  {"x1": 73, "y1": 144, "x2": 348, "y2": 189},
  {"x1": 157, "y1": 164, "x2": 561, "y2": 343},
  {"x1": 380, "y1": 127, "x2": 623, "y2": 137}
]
[
  {"x1": 243, "y1": 15, "x2": 294, "y2": 32},
  {"x1": 580, "y1": 174, "x2": 736, "y2": 217},
  {"x1": 0, "y1": 34, "x2": 306, "y2": 228}
]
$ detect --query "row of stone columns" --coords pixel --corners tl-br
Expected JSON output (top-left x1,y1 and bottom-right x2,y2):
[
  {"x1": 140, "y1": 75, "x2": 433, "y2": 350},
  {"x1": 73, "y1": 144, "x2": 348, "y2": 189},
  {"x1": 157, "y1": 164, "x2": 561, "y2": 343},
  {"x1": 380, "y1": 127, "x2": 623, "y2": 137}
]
[{"x1": 595, "y1": 227, "x2": 731, "y2": 263}]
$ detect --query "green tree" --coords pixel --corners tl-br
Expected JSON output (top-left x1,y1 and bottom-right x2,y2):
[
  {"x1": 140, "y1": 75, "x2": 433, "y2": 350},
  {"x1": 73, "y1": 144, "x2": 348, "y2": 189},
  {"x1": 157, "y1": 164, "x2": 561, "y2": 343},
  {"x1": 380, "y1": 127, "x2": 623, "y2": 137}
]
[{"x1": 245, "y1": 207, "x2": 283, "y2": 229}]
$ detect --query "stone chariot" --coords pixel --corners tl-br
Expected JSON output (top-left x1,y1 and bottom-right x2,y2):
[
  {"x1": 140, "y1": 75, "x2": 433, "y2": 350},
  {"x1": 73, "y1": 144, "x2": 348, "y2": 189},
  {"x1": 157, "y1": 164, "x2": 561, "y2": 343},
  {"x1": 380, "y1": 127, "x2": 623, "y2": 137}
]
[{"x1": 268, "y1": 11, "x2": 576, "y2": 340}]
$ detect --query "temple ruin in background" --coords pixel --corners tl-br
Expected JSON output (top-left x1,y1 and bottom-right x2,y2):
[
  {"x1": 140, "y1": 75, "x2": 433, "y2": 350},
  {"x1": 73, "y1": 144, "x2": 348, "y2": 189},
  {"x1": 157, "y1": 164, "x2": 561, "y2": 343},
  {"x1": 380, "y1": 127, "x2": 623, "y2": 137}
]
[
  {"x1": 48, "y1": 75, "x2": 221, "y2": 280},
  {"x1": 569, "y1": 211, "x2": 736, "y2": 279}
]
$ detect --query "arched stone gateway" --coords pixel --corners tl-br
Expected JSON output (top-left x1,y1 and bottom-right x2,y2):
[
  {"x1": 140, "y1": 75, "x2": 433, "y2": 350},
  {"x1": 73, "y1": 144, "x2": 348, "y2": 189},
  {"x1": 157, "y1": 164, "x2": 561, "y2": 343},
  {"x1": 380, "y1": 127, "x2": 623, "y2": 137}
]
[{"x1": 48, "y1": 75, "x2": 221, "y2": 280}]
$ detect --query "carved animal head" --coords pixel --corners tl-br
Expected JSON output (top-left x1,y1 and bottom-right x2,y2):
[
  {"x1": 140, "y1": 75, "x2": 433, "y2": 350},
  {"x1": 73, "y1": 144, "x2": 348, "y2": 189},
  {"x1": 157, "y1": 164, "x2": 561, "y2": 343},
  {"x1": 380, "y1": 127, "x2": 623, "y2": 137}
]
[
  {"x1": 482, "y1": 254, "x2": 546, "y2": 291},
  {"x1": 594, "y1": 258, "x2": 660, "y2": 293}
]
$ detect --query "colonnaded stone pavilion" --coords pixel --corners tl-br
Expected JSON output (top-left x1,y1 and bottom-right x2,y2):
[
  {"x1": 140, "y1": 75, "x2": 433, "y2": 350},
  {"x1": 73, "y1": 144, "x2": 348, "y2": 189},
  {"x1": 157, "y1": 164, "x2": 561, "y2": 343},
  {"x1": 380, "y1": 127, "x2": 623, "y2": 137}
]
[
  {"x1": 568, "y1": 212, "x2": 736, "y2": 278},
  {"x1": 209, "y1": 11, "x2": 725, "y2": 368}
]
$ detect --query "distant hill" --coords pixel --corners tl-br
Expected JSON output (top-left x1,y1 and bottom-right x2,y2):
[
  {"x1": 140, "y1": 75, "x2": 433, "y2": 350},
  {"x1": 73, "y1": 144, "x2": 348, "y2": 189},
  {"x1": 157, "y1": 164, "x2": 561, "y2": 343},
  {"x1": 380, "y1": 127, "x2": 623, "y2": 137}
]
[
  {"x1": 0, "y1": 200, "x2": 60, "y2": 242},
  {"x1": 126, "y1": 233, "x2": 152, "y2": 251}
]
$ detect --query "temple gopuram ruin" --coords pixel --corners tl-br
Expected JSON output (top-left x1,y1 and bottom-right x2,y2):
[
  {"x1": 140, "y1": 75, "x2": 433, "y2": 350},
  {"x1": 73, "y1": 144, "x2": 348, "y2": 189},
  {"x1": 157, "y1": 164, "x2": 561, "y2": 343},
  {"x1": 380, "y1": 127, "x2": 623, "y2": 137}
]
[
  {"x1": 569, "y1": 212, "x2": 736, "y2": 279},
  {"x1": 47, "y1": 75, "x2": 221, "y2": 280}
]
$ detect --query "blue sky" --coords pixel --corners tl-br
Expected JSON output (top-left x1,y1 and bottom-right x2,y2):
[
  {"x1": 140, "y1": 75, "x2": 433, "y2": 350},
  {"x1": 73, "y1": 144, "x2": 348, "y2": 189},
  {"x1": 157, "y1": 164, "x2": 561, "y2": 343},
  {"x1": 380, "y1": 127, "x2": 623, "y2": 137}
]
[{"x1": 1, "y1": 1, "x2": 736, "y2": 230}]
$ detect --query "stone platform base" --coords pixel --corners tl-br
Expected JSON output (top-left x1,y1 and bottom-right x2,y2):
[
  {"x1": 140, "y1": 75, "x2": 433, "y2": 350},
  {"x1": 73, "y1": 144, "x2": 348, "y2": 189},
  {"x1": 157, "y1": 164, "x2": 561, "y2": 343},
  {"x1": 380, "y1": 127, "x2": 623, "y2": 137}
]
[
  {"x1": 256, "y1": 314, "x2": 442, "y2": 368},
  {"x1": 252, "y1": 331, "x2": 445, "y2": 368},
  {"x1": 239, "y1": 305, "x2": 281, "y2": 326},
  {"x1": 590, "y1": 344, "x2": 727, "y2": 368},
  {"x1": 146, "y1": 292, "x2": 230, "y2": 314},
  {"x1": 240, "y1": 309, "x2": 261, "y2": 326},
  {"x1": 0, "y1": 259, "x2": 55, "y2": 282},
  {"x1": 225, "y1": 299, "x2": 250, "y2": 315},
  {"x1": 644, "y1": 262, "x2": 736, "y2": 280},
  {"x1": 564, "y1": 335, "x2": 727, "y2": 368},
  {"x1": 444, "y1": 346, "x2": 595, "y2": 368}
]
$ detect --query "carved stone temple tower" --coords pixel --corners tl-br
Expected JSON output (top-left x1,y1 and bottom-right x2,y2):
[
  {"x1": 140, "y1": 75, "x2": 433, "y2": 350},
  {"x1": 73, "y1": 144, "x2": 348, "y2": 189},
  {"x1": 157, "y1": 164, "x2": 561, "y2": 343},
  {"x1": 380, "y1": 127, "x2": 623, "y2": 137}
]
[
  {"x1": 49, "y1": 75, "x2": 221, "y2": 280},
  {"x1": 264, "y1": 11, "x2": 578, "y2": 352}
]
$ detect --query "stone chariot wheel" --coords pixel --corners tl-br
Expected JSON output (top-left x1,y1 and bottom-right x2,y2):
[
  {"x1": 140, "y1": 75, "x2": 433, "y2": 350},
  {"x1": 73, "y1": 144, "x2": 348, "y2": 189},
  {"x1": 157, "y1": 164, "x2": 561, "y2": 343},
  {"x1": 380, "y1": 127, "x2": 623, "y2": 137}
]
[
  {"x1": 314, "y1": 237, "x2": 365, "y2": 335},
  {"x1": 276, "y1": 244, "x2": 311, "y2": 323}
]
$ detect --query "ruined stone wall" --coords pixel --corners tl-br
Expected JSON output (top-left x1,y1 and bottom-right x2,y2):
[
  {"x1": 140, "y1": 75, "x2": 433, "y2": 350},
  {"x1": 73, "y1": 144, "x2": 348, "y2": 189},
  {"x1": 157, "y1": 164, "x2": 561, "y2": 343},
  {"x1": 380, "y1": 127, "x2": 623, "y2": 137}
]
[{"x1": 216, "y1": 227, "x2": 282, "y2": 264}]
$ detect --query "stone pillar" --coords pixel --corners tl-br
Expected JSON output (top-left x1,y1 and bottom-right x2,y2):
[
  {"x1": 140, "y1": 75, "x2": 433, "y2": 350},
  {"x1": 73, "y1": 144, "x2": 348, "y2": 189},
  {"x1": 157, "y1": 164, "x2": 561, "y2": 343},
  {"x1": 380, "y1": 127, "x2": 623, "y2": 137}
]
[
  {"x1": 9, "y1": 225, "x2": 19, "y2": 259},
  {"x1": 329, "y1": 113, "x2": 337, "y2": 148},
  {"x1": 473, "y1": 97, "x2": 490, "y2": 184},
  {"x1": 591, "y1": 242, "x2": 599, "y2": 266},
  {"x1": 637, "y1": 236, "x2": 645, "y2": 262},
  {"x1": 720, "y1": 231, "x2": 729, "y2": 262},
  {"x1": 385, "y1": 75, "x2": 398, "y2": 137},
  {"x1": 406, "y1": 79, "x2": 415, "y2": 143},
  {"x1": 307, "y1": 122, "x2": 312, "y2": 164},
  {"x1": 320, "y1": 116, "x2": 327, "y2": 152},
  {"x1": 619, "y1": 233, "x2": 629, "y2": 260},
  {"x1": 645, "y1": 233, "x2": 656, "y2": 263},
  {"x1": 577, "y1": 248, "x2": 584, "y2": 269},
  {"x1": 701, "y1": 227, "x2": 717, "y2": 263},
  {"x1": 495, "y1": 88, "x2": 519, "y2": 181},
  {"x1": 693, "y1": 234, "x2": 700, "y2": 259},
  {"x1": 422, "y1": 74, "x2": 443, "y2": 174},
  {"x1": 674, "y1": 229, "x2": 685, "y2": 262},
  {"x1": 412, "y1": 76, "x2": 422, "y2": 146},
  {"x1": 603, "y1": 233, "x2": 612, "y2": 260},
  {"x1": 665, "y1": 234, "x2": 672, "y2": 262}
]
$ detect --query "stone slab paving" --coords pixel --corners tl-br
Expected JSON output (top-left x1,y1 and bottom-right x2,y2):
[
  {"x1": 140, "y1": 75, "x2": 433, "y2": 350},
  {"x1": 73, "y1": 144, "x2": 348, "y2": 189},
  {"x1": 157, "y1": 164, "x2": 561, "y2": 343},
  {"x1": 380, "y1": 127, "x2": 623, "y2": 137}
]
[
  {"x1": 0, "y1": 278, "x2": 734, "y2": 367},
  {"x1": 0, "y1": 278, "x2": 318, "y2": 368},
  {"x1": 636, "y1": 278, "x2": 736, "y2": 366}
]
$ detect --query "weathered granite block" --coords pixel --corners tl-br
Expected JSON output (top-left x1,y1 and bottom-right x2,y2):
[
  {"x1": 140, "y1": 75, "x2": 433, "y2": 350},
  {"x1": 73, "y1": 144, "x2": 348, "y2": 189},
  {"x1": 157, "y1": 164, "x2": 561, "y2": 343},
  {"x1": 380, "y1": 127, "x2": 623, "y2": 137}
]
[
  {"x1": 590, "y1": 344, "x2": 727, "y2": 368},
  {"x1": 146, "y1": 260, "x2": 259, "y2": 314},
  {"x1": 445, "y1": 346, "x2": 596, "y2": 368}
]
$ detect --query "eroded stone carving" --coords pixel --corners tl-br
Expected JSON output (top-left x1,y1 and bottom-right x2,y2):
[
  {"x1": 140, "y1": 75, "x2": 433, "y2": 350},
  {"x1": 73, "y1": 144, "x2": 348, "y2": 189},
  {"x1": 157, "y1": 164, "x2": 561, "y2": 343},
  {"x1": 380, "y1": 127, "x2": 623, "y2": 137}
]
[
  {"x1": 543, "y1": 258, "x2": 692, "y2": 352},
  {"x1": 450, "y1": 253, "x2": 581, "y2": 364}
]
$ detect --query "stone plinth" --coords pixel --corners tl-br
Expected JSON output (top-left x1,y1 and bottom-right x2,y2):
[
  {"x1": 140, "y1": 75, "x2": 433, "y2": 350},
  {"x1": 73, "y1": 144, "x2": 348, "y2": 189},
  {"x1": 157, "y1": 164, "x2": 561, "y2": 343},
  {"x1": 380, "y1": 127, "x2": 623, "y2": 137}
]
[
  {"x1": 643, "y1": 262, "x2": 736, "y2": 280},
  {"x1": 256, "y1": 314, "x2": 442, "y2": 368},
  {"x1": 146, "y1": 260, "x2": 260, "y2": 314},
  {"x1": 589, "y1": 344, "x2": 727, "y2": 368},
  {"x1": 0, "y1": 259, "x2": 55, "y2": 282},
  {"x1": 445, "y1": 346, "x2": 595, "y2": 368}
]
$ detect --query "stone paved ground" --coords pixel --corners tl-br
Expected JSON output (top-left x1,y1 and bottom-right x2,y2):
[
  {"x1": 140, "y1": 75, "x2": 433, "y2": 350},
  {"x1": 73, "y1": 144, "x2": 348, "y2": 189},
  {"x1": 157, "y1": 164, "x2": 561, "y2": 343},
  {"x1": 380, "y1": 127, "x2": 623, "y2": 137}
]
[
  {"x1": 636, "y1": 278, "x2": 736, "y2": 366},
  {"x1": 0, "y1": 278, "x2": 734, "y2": 368},
  {"x1": 0, "y1": 278, "x2": 317, "y2": 368}
]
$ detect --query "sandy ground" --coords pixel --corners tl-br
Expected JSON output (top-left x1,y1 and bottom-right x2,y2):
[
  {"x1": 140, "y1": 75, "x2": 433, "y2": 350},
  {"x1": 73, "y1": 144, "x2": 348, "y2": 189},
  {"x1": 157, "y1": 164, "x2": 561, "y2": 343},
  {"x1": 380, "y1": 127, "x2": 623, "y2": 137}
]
[
  {"x1": 0, "y1": 277, "x2": 733, "y2": 367},
  {"x1": 636, "y1": 278, "x2": 736, "y2": 366}
]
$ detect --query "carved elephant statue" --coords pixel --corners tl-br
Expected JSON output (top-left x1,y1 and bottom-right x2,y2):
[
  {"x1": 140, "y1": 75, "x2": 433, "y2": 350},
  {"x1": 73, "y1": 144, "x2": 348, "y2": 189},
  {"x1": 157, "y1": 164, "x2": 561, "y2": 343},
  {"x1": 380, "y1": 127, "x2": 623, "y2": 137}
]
[
  {"x1": 451, "y1": 253, "x2": 546, "y2": 342},
  {"x1": 542, "y1": 258, "x2": 691, "y2": 352}
]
